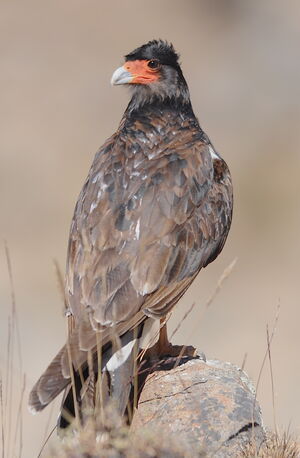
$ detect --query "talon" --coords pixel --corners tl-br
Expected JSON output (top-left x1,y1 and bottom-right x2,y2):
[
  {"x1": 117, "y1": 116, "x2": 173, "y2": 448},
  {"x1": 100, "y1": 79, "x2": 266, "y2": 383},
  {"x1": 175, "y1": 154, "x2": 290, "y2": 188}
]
[
  {"x1": 197, "y1": 351, "x2": 206, "y2": 362},
  {"x1": 163, "y1": 344, "x2": 198, "y2": 358}
]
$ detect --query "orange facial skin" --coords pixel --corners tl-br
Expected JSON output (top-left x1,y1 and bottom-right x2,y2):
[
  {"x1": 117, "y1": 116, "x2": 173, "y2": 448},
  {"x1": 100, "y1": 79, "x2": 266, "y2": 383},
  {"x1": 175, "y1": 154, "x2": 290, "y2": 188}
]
[{"x1": 123, "y1": 60, "x2": 160, "y2": 84}]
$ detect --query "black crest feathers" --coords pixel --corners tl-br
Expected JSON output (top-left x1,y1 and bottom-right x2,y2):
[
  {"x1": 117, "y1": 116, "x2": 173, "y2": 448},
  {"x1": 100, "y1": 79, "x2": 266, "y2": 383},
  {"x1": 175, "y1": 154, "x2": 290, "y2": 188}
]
[{"x1": 125, "y1": 40, "x2": 180, "y2": 68}]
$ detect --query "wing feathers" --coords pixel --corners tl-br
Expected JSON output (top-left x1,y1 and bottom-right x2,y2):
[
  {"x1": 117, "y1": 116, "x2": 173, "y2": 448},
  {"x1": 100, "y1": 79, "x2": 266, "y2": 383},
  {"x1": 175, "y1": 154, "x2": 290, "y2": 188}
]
[{"x1": 131, "y1": 244, "x2": 172, "y2": 295}]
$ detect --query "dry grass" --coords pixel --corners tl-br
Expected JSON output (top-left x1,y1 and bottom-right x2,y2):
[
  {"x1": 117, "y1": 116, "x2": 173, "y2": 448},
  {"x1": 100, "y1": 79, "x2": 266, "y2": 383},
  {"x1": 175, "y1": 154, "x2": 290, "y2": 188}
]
[
  {"x1": 241, "y1": 432, "x2": 300, "y2": 457},
  {"x1": 0, "y1": 244, "x2": 26, "y2": 458},
  {"x1": 48, "y1": 404, "x2": 190, "y2": 458}
]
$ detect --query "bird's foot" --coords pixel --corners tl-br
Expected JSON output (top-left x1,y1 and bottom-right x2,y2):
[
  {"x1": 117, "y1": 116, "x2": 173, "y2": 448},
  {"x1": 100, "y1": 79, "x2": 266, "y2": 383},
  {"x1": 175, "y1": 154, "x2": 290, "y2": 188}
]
[
  {"x1": 161, "y1": 343, "x2": 206, "y2": 363},
  {"x1": 146, "y1": 340, "x2": 205, "y2": 362},
  {"x1": 160, "y1": 342, "x2": 198, "y2": 358}
]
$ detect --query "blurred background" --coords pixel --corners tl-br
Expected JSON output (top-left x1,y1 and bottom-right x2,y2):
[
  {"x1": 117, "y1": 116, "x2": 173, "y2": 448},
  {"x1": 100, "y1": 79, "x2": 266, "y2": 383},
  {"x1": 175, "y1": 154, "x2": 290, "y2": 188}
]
[{"x1": 1, "y1": 0, "x2": 300, "y2": 455}]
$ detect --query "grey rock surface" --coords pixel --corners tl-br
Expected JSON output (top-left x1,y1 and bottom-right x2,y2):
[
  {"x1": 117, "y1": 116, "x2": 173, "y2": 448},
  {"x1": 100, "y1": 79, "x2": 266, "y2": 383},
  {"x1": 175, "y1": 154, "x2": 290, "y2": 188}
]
[{"x1": 131, "y1": 358, "x2": 265, "y2": 457}]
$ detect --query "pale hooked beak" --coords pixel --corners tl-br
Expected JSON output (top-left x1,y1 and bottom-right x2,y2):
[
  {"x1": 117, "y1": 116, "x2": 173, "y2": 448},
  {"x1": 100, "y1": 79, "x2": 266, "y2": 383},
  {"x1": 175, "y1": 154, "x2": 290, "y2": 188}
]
[{"x1": 111, "y1": 66, "x2": 134, "y2": 85}]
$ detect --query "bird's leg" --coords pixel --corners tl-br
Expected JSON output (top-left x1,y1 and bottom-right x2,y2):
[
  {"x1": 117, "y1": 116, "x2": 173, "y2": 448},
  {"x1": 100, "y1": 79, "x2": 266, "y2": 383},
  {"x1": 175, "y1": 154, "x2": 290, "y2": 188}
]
[{"x1": 147, "y1": 319, "x2": 198, "y2": 359}]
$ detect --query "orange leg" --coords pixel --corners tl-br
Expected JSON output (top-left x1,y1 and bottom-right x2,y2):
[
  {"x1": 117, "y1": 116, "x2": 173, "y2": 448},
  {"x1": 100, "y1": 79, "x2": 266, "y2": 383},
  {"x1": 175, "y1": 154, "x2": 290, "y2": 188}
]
[{"x1": 147, "y1": 320, "x2": 198, "y2": 359}]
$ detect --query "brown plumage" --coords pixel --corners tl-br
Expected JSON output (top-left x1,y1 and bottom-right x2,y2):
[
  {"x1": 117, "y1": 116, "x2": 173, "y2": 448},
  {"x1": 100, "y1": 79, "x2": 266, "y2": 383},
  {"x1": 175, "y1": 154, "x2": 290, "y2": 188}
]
[{"x1": 29, "y1": 40, "x2": 233, "y2": 426}]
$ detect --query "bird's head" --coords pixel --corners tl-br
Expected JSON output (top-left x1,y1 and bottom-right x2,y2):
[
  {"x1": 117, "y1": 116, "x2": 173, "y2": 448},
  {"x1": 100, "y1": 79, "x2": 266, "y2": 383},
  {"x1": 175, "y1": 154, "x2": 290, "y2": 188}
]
[{"x1": 111, "y1": 40, "x2": 190, "y2": 110}]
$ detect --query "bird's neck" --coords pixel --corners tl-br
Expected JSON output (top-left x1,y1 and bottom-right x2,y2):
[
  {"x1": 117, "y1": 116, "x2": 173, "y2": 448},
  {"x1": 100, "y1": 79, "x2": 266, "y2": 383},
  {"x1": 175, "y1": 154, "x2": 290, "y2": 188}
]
[
  {"x1": 118, "y1": 97, "x2": 201, "y2": 145},
  {"x1": 124, "y1": 94, "x2": 196, "y2": 124}
]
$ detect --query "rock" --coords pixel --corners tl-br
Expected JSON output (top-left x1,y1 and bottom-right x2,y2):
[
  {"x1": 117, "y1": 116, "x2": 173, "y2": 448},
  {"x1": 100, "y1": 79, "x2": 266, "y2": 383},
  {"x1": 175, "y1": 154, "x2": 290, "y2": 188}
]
[{"x1": 131, "y1": 357, "x2": 265, "y2": 457}]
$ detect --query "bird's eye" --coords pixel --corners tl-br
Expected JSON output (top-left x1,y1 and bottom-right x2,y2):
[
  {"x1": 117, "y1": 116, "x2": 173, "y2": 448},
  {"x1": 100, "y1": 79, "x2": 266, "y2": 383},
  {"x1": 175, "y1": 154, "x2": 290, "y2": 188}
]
[{"x1": 147, "y1": 60, "x2": 160, "y2": 69}]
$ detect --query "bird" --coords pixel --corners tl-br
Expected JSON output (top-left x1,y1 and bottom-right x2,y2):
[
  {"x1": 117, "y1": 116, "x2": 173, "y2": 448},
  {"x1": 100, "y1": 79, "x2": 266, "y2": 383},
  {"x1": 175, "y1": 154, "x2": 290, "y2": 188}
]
[{"x1": 29, "y1": 39, "x2": 233, "y2": 429}]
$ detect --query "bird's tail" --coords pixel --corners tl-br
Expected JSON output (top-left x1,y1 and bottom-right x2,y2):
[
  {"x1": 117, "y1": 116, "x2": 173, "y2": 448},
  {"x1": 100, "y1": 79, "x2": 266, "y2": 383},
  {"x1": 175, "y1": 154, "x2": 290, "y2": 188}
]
[
  {"x1": 58, "y1": 325, "x2": 143, "y2": 430},
  {"x1": 28, "y1": 318, "x2": 159, "y2": 428}
]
